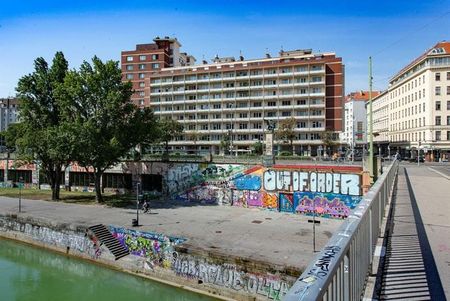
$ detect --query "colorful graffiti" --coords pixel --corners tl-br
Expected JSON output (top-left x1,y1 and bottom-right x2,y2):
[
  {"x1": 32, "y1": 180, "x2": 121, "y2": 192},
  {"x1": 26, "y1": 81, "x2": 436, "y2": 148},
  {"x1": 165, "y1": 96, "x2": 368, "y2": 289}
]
[
  {"x1": 279, "y1": 193, "x2": 294, "y2": 213},
  {"x1": 173, "y1": 254, "x2": 291, "y2": 300},
  {"x1": 171, "y1": 163, "x2": 363, "y2": 219},
  {"x1": 293, "y1": 192, "x2": 360, "y2": 219},
  {"x1": 263, "y1": 170, "x2": 361, "y2": 196},
  {"x1": 110, "y1": 226, "x2": 185, "y2": 269},
  {"x1": 234, "y1": 175, "x2": 261, "y2": 191}
]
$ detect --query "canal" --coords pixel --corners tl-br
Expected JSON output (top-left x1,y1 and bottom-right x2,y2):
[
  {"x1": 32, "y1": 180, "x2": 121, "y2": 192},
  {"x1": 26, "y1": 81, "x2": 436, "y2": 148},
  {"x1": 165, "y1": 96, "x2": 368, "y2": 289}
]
[{"x1": 0, "y1": 238, "x2": 216, "y2": 301}]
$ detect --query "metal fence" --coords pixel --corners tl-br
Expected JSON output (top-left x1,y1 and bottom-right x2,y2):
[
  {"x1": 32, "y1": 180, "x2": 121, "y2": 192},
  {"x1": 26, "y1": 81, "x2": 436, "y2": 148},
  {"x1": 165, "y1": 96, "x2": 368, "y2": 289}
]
[{"x1": 283, "y1": 160, "x2": 399, "y2": 301}]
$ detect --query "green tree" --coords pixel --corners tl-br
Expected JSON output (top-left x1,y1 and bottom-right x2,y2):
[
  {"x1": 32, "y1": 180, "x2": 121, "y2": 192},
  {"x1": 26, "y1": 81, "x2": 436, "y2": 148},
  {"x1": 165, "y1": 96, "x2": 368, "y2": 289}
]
[
  {"x1": 321, "y1": 130, "x2": 337, "y2": 156},
  {"x1": 58, "y1": 56, "x2": 159, "y2": 202},
  {"x1": 220, "y1": 131, "x2": 231, "y2": 155},
  {"x1": 252, "y1": 140, "x2": 263, "y2": 155},
  {"x1": 276, "y1": 117, "x2": 297, "y2": 155},
  {"x1": 158, "y1": 118, "x2": 183, "y2": 159},
  {"x1": 15, "y1": 52, "x2": 72, "y2": 200}
]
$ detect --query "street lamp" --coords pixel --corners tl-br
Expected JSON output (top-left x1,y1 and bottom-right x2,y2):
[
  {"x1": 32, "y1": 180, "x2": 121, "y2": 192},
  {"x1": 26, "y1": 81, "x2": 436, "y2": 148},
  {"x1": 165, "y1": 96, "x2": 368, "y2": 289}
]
[
  {"x1": 18, "y1": 176, "x2": 23, "y2": 213},
  {"x1": 133, "y1": 182, "x2": 141, "y2": 227}
]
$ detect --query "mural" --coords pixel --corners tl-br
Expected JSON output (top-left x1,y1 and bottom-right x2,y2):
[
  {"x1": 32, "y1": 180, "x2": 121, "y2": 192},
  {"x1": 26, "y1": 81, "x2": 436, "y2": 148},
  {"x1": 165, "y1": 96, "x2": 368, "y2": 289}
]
[
  {"x1": 110, "y1": 226, "x2": 185, "y2": 269},
  {"x1": 279, "y1": 193, "x2": 294, "y2": 213},
  {"x1": 234, "y1": 175, "x2": 261, "y2": 191},
  {"x1": 293, "y1": 192, "x2": 360, "y2": 219}
]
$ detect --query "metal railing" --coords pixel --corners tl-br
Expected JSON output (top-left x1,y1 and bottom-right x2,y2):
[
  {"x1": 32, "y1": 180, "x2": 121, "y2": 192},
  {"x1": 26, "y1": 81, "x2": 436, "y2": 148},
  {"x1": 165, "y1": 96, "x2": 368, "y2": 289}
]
[{"x1": 283, "y1": 159, "x2": 399, "y2": 301}]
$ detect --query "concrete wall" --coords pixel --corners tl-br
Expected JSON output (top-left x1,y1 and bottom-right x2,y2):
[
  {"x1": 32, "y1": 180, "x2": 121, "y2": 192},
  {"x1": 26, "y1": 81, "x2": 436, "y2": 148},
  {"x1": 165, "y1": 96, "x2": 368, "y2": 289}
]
[{"x1": 0, "y1": 214, "x2": 295, "y2": 301}]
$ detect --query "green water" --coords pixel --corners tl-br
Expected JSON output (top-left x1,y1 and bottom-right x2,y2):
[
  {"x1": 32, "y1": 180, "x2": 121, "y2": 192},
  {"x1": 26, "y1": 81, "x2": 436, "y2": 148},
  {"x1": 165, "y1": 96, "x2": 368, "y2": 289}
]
[{"x1": 0, "y1": 238, "x2": 216, "y2": 301}]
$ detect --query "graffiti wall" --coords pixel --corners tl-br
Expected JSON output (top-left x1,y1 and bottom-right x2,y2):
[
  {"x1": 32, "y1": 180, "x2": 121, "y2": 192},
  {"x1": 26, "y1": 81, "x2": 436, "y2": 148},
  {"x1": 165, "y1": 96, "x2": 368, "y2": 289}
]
[
  {"x1": 108, "y1": 225, "x2": 292, "y2": 300},
  {"x1": 170, "y1": 164, "x2": 363, "y2": 219},
  {"x1": 173, "y1": 254, "x2": 290, "y2": 300}
]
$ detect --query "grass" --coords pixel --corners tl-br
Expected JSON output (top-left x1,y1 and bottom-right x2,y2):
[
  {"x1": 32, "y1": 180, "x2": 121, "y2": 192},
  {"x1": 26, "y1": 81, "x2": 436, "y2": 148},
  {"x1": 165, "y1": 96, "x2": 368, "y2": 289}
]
[{"x1": 0, "y1": 187, "x2": 136, "y2": 208}]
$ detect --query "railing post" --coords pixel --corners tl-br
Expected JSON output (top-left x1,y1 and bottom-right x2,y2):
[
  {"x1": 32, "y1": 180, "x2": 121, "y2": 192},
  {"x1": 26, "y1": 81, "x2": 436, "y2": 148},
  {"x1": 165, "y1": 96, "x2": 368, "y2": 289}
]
[{"x1": 344, "y1": 253, "x2": 349, "y2": 301}]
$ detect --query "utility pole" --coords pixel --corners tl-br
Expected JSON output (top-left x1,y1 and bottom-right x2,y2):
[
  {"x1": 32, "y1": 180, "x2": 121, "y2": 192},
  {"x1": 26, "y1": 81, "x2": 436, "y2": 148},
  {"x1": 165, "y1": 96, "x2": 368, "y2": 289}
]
[{"x1": 368, "y1": 57, "x2": 374, "y2": 183}]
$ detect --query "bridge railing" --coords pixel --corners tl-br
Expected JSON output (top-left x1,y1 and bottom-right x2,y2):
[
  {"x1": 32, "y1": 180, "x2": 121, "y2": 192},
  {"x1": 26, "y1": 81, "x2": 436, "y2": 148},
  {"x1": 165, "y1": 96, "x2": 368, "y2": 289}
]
[{"x1": 283, "y1": 160, "x2": 399, "y2": 301}]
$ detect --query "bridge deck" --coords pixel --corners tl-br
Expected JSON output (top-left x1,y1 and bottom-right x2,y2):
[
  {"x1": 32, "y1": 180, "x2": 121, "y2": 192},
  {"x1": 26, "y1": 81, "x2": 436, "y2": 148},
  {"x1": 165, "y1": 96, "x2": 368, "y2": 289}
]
[{"x1": 379, "y1": 165, "x2": 449, "y2": 300}]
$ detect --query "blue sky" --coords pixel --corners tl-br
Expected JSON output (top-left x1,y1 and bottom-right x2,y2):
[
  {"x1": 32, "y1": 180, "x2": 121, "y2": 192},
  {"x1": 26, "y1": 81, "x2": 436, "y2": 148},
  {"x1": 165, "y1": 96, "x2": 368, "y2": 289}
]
[{"x1": 0, "y1": 1, "x2": 449, "y2": 97}]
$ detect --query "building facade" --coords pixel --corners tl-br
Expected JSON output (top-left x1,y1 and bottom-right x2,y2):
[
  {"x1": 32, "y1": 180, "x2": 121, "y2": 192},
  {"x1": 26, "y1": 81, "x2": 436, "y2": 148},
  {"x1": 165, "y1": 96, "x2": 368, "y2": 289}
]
[
  {"x1": 121, "y1": 37, "x2": 195, "y2": 107},
  {"x1": 0, "y1": 98, "x2": 19, "y2": 132},
  {"x1": 343, "y1": 91, "x2": 380, "y2": 152},
  {"x1": 370, "y1": 90, "x2": 390, "y2": 155},
  {"x1": 369, "y1": 41, "x2": 450, "y2": 161},
  {"x1": 125, "y1": 40, "x2": 345, "y2": 156}
]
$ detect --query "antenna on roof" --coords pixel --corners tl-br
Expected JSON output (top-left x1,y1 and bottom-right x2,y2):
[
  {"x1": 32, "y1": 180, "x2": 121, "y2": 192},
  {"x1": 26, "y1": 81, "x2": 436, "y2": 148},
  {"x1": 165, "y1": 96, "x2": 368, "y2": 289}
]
[
  {"x1": 239, "y1": 50, "x2": 244, "y2": 61},
  {"x1": 265, "y1": 48, "x2": 271, "y2": 58}
]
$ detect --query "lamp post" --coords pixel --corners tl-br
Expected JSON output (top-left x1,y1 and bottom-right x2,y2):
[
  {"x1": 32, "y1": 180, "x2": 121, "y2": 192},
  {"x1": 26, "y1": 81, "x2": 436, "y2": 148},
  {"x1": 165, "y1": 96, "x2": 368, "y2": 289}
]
[
  {"x1": 368, "y1": 56, "x2": 374, "y2": 183},
  {"x1": 417, "y1": 141, "x2": 421, "y2": 166},
  {"x1": 18, "y1": 176, "x2": 23, "y2": 213},
  {"x1": 135, "y1": 182, "x2": 140, "y2": 227}
]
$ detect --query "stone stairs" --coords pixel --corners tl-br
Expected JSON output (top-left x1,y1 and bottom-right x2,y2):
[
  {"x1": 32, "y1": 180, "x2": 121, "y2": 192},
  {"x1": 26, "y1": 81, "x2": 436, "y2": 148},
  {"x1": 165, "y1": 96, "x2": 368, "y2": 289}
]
[{"x1": 88, "y1": 224, "x2": 129, "y2": 260}]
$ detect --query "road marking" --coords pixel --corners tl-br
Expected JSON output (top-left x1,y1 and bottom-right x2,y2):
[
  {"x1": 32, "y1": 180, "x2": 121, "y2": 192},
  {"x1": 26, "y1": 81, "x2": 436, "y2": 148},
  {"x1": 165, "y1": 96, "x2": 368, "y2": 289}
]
[{"x1": 428, "y1": 167, "x2": 450, "y2": 180}]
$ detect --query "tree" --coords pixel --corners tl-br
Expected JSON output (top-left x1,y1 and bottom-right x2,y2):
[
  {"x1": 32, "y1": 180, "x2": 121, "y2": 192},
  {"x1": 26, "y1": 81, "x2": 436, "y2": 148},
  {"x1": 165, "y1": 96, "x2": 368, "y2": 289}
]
[
  {"x1": 15, "y1": 52, "x2": 72, "y2": 200},
  {"x1": 252, "y1": 140, "x2": 263, "y2": 155},
  {"x1": 321, "y1": 130, "x2": 337, "y2": 156},
  {"x1": 158, "y1": 118, "x2": 183, "y2": 159},
  {"x1": 187, "y1": 130, "x2": 199, "y2": 155},
  {"x1": 276, "y1": 117, "x2": 297, "y2": 155},
  {"x1": 58, "y1": 56, "x2": 159, "y2": 202},
  {"x1": 220, "y1": 131, "x2": 232, "y2": 155}
]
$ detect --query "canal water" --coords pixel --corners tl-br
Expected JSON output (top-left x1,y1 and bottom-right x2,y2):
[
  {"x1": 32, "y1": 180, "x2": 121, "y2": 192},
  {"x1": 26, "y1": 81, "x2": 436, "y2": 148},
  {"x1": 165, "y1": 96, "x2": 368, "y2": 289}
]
[{"x1": 0, "y1": 238, "x2": 216, "y2": 301}]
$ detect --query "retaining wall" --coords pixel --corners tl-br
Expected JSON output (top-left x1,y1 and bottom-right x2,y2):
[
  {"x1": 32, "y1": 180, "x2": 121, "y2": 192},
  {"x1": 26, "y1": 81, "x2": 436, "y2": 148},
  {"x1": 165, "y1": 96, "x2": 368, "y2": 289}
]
[{"x1": 0, "y1": 213, "x2": 296, "y2": 301}]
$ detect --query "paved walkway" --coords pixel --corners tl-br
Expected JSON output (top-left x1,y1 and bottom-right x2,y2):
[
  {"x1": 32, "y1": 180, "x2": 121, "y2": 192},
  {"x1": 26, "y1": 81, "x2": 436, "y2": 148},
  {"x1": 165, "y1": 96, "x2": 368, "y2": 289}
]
[
  {"x1": 0, "y1": 194, "x2": 343, "y2": 271},
  {"x1": 379, "y1": 165, "x2": 449, "y2": 300}
]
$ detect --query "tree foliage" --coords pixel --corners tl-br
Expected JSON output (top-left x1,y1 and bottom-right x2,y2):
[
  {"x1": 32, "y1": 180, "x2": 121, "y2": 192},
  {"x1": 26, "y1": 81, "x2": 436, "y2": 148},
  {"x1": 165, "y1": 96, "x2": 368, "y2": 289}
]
[
  {"x1": 58, "y1": 56, "x2": 159, "y2": 202},
  {"x1": 14, "y1": 52, "x2": 72, "y2": 200},
  {"x1": 157, "y1": 118, "x2": 183, "y2": 158},
  {"x1": 276, "y1": 117, "x2": 297, "y2": 154}
]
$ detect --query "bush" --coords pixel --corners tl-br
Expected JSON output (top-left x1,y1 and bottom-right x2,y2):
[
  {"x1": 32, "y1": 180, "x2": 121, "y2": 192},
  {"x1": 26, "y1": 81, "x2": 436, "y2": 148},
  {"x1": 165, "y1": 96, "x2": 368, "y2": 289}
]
[{"x1": 278, "y1": 151, "x2": 292, "y2": 156}]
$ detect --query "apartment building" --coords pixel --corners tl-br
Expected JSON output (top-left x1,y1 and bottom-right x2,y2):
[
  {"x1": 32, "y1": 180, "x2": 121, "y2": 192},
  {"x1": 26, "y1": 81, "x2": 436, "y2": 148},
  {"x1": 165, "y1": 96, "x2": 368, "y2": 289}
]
[
  {"x1": 121, "y1": 36, "x2": 195, "y2": 106},
  {"x1": 343, "y1": 91, "x2": 380, "y2": 150},
  {"x1": 142, "y1": 45, "x2": 344, "y2": 155},
  {"x1": 0, "y1": 98, "x2": 19, "y2": 131},
  {"x1": 369, "y1": 41, "x2": 450, "y2": 161},
  {"x1": 370, "y1": 90, "x2": 390, "y2": 155}
]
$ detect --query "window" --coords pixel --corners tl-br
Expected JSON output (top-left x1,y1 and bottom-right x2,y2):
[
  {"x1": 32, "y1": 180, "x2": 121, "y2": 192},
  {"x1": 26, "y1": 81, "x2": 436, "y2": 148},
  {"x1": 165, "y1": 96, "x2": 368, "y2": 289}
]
[
  {"x1": 281, "y1": 111, "x2": 291, "y2": 116},
  {"x1": 139, "y1": 64, "x2": 146, "y2": 70},
  {"x1": 239, "y1": 123, "x2": 247, "y2": 129},
  {"x1": 126, "y1": 74, "x2": 133, "y2": 80},
  {"x1": 139, "y1": 55, "x2": 147, "y2": 61},
  {"x1": 253, "y1": 112, "x2": 262, "y2": 118},
  {"x1": 436, "y1": 116, "x2": 441, "y2": 125},
  {"x1": 447, "y1": 86, "x2": 450, "y2": 95},
  {"x1": 436, "y1": 73, "x2": 441, "y2": 81},
  {"x1": 139, "y1": 99, "x2": 144, "y2": 106},
  {"x1": 282, "y1": 100, "x2": 291, "y2": 106},
  {"x1": 239, "y1": 113, "x2": 248, "y2": 118},
  {"x1": 267, "y1": 101, "x2": 276, "y2": 107},
  {"x1": 126, "y1": 56, "x2": 133, "y2": 62},
  {"x1": 139, "y1": 73, "x2": 145, "y2": 79},
  {"x1": 435, "y1": 86, "x2": 441, "y2": 96},
  {"x1": 152, "y1": 63, "x2": 160, "y2": 69},
  {"x1": 253, "y1": 102, "x2": 262, "y2": 107},
  {"x1": 126, "y1": 65, "x2": 133, "y2": 71},
  {"x1": 152, "y1": 54, "x2": 159, "y2": 60},
  {"x1": 447, "y1": 72, "x2": 450, "y2": 81},
  {"x1": 436, "y1": 131, "x2": 441, "y2": 141},
  {"x1": 436, "y1": 101, "x2": 441, "y2": 110},
  {"x1": 447, "y1": 116, "x2": 450, "y2": 125}
]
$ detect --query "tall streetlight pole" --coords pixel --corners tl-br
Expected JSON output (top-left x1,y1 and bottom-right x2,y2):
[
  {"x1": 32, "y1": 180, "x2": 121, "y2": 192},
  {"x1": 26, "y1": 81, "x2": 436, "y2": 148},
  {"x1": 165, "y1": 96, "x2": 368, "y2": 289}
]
[{"x1": 368, "y1": 57, "x2": 374, "y2": 183}]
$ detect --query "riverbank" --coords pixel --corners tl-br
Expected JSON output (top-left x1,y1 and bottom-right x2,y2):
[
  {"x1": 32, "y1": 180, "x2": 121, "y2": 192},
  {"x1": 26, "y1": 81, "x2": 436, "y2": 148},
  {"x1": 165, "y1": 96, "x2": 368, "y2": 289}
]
[{"x1": 0, "y1": 196, "x2": 343, "y2": 300}]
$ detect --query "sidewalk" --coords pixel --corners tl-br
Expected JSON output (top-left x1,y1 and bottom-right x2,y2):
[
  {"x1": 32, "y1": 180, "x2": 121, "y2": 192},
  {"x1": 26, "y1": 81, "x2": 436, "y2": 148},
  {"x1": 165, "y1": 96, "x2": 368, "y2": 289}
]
[
  {"x1": 379, "y1": 165, "x2": 449, "y2": 300},
  {"x1": 0, "y1": 194, "x2": 343, "y2": 272}
]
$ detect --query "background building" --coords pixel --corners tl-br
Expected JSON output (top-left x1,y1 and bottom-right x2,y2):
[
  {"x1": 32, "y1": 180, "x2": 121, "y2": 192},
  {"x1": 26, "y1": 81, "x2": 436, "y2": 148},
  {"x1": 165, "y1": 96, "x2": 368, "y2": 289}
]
[
  {"x1": 370, "y1": 90, "x2": 390, "y2": 156},
  {"x1": 0, "y1": 97, "x2": 20, "y2": 152},
  {"x1": 123, "y1": 40, "x2": 345, "y2": 156},
  {"x1": 343, "y1": 91, "x2": 380, "y2": 156},
  {"x1": 369, "y1": 41, "x2": 450, "y2": 161},
  {"x1": 121, "y1": 37, "x2": 195, "y2": 107}
]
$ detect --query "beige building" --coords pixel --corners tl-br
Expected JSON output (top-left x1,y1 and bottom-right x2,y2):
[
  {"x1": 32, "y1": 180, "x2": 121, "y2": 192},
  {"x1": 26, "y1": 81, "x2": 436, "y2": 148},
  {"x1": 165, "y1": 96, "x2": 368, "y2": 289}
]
[
  {"x1": 369, "y1": 41, "x2": 450, "y2": 161},
  {"x1": 370, "y1": 90, "x2": 389, "y2": 155},
  {"x1": 145, "y1": 47, "x2": 344, "y2": 155}
]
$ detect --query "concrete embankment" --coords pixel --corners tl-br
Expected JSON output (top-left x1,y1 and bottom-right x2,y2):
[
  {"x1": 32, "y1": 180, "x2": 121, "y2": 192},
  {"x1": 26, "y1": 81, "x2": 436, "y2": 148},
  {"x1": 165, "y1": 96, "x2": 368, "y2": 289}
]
[{"x1": 0, "y1": 213, "x2": 297, "y2": 301}]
